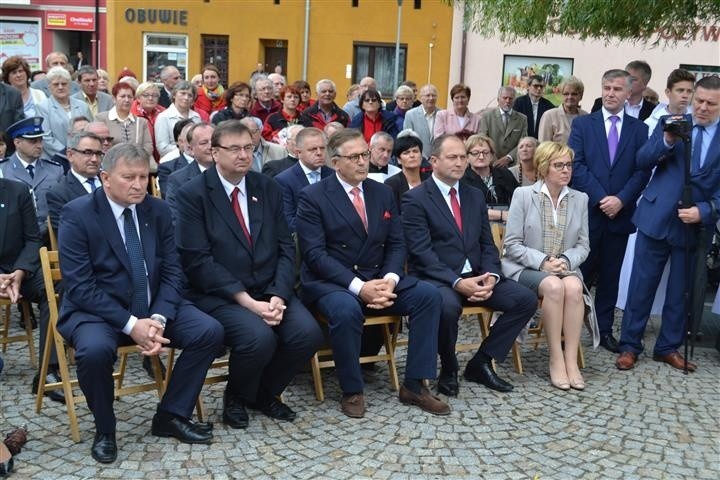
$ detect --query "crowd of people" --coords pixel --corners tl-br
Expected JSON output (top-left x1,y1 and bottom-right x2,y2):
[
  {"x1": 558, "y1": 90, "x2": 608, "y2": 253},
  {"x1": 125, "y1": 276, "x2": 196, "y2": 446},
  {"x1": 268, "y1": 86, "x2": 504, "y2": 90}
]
[{"x1": 0, "y1": 51, "x2": 718, "y2": 464}]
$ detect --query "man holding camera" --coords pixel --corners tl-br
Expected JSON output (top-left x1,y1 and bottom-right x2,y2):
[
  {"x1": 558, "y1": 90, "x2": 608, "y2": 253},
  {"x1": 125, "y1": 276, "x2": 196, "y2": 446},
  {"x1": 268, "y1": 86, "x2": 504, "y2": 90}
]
[{"x1": 617, "y1": 75, "x2": 720, "y2": 371}]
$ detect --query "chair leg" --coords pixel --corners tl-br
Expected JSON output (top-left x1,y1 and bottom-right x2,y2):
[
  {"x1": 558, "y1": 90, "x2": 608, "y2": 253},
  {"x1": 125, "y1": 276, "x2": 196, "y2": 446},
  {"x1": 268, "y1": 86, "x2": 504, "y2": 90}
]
[
  {"x1": 151, "y1": 355, "x2": 165, "y2": 398},
  {"x1": 310, "y1": 353, "x2": 324, "y2": 402},
  {"x1": 21, "y1": 302, "x2": 37, "y2": 368},
  {"x1": 195, "y1": 395, "x2": 207, "y2": 422},
  {"x1": 116, "y1": 351, "x2": 129, "y2": 395},
  {"x1": 382, "y1": 323, "x2": 399, "y2": 391},
  {"x1": 53, "y1": 326, "x2": 81, "y2": 442},
  {"x1": 577, "y1": 343, "x2": 585, "y2": 369},
  {"x1": 511, "y1": 342, "x2": 523, "y2": 375},
  {"x1": 1, "y1": 304, "x2": 8, "y2": 355}
]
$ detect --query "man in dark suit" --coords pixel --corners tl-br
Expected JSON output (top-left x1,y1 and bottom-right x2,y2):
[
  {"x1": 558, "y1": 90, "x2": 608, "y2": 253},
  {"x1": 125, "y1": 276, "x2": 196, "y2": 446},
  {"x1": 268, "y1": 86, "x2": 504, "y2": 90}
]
[
  {"x1": 158, "y1": 66, "x2": 182, "y2": 109},
  {"x1": 569, "y1": 69, "x2": 650, "y2": 353},
  {"x1": 261, "y1": 124, "x2": 304, "y2": 177},
  {"x1": 402, "y1": 134, "x2": 536, "y2": 397},
  {"x1": 296, "y1": 128, "x2": 450, "y2": 419},
  {"x1": 617, "y1": 75, "x2": 720, "y2": 371},
  {"x1": 57, "y1": 143, "x2": 223, "y2": 463},
  {"x1": 275, "y1": 127, "x2": 333, "y2": 232},
  {"x1": 175, "y1": 120, "x2": 322, "y2": 429},
  {"x1": 46, "y1": 132, "x2": 103, "y2": 231},
  {"x1": 0, "y1": 177, "x2": 62, "y2": 402},
  {"x1": 513, "y1": 75, "x2": 555, "y2": 139},
  {"x1": 157, "y1": 119, "x2": 195, "y2": 197},
  {"x1": 591, "y1": 60, "x2": 656, "y2": 122}
]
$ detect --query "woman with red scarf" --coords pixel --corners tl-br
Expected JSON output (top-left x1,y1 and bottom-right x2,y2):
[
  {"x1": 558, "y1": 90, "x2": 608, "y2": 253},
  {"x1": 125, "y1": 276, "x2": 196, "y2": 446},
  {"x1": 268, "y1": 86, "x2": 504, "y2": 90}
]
[
  {"x1": 262, "y1": 85, "x2": 301, "y2": 142},
  {"x1": 131, "y1": 81, "x2": 166, "y2": 164},
  {"x1": 194, "y1": 64, "x2": 226, "y2": 117}
]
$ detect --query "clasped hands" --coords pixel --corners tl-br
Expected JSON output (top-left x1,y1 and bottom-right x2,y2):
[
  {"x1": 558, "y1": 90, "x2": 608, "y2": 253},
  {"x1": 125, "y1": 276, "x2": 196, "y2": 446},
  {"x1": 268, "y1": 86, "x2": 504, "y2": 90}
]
[
  {"x1": 599, "y1": 195, "x2": 623, "y2": 219},
  {"x1": 235, "y1": 291, "x2": 286, "y2": 326},
  {"x1": 0, "y1": 270, "x2": 24, "y2": 303},
  {"x1": 541, "y1": 256, "x2": 570, "y2": 275},
  {"x1": 131, "y1": 317, "x2": 170, "y2": 356},
  {"x1": 454, "y1": 273, "x2": 496, "y2": 302},
  {"x1": 360, "y1": 278, "x2": 397, "y2": 310}
]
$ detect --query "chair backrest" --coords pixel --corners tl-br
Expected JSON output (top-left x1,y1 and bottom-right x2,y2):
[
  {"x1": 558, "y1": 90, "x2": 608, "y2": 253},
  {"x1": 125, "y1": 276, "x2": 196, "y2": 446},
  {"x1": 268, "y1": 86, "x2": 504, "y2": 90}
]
[
  {"x1": 150, "y1": 176, "x2": 161, "y2": 198},
  {"x1": 491, "y1": 223, "x2": 505, "y2": 255},
  {"x1": 47, "y1": 217, "x2": 58, "y2": 251},
  {"x1": 39, "y1": 247, "x2": 62, "y2": 329}
]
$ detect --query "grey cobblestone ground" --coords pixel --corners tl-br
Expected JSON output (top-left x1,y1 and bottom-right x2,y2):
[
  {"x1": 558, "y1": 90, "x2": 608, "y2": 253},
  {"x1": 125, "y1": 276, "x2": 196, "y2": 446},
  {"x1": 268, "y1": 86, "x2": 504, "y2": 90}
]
[{"x1": 1, "y1": 309, "x2": 718, "y2": 479}]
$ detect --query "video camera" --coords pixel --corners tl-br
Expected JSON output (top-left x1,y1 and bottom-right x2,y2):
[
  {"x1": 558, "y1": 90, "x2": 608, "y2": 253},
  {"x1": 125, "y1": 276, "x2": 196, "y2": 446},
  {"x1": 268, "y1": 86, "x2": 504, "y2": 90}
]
[{"x1": 661, "y1": 115, "x2": 692, "y2": 139}]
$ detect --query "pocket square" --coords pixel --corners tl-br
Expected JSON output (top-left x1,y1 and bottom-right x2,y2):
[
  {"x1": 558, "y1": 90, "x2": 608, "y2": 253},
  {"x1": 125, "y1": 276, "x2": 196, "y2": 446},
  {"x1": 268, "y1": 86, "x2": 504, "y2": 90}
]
[{"x1": 383, "y1": 210, "x2": 392, "y2": 220}]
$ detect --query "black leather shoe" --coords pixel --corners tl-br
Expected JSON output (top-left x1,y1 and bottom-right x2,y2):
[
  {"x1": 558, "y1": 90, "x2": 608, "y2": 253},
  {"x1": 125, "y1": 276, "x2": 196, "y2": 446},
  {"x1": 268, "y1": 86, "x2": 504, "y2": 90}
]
[
  {"x1": 436, "y1": 370, "x2": 459, "y2": 397},
  {"x1": 142, "y1": 356, "x2": 166, "y2": 380},
  {"x1": 186, "y1": 419, "x2": 213, "y2": 434},
  {"x1": 464, "y1": 362, "x2": 514, "y2": 393},
  {"x1": 249, "y1": 396, "x2": 297, "y2": 422},
  {"x1": 32, "y1": 369, "x2": 66, "y2": 404},
  {"x1": 222, "y1": 391, "x2": 249, "y2": 429},
  {"x1": 91, "y1": 432, "x2": 117, "y2": 464},
  {"x1": 151, "y1": 410, "x2": 213, "y2": 444},
  {"x1": 599, "y1": 333, "x2": 620, "y2": 353}
]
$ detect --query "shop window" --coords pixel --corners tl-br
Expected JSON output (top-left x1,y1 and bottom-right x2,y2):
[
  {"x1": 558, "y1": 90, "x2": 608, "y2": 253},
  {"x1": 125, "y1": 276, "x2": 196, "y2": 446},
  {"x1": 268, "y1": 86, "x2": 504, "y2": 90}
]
[
  {"x1": 144, "y1": 33, "x2": 188, "y2": 83},
  {"x1": 353, "y1": 42, "x2": 407, "y2": 97}
]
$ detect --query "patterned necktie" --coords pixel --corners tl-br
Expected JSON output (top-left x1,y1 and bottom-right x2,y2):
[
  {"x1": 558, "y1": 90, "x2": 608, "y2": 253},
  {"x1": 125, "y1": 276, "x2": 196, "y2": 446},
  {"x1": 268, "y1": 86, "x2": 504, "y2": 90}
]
[
  {"x1": 607, "y1": 115, "x2": 620, "y2": 165},
  {"x1": 692, "y1": 125, "x2": 706, "y2": 172},
  {"x1": 449, "y1": 187, "x2": 463, "y2": 233},
  {"x1": 230, "y1": 187, "x2": 253, "y2": 246},
  {"x1": 350, "y1": 187, "x2": 368, "y2": 232},
  {"x1": 86, "y1": 178, "x2": 97, "y2": 192},
  {"x1": 26, "y1": 164, "x2": 35, "y2": 180},
  {"x1": 122, "y1": 208, "x2": 149, "y2": 318}
]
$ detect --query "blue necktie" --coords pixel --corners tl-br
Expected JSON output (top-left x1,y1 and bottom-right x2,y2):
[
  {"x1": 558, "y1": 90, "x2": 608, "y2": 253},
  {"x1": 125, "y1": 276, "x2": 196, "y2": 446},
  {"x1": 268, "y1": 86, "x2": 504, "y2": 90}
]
[
  {"x1": 123, "y1": 208, "x2": 149, "y2": 318},
  {"x1": 26, "y1": 164, "x2": 35, "y2": 180},
  {"x1": 692, "y1": 125, "x2": 706, "y2": 172},
  {"x1": 86, "y1": 178, "x2": 97, "y2": 192},
  {"x1": 309, "y1": 170, "x2": 320, "y2": 184}
]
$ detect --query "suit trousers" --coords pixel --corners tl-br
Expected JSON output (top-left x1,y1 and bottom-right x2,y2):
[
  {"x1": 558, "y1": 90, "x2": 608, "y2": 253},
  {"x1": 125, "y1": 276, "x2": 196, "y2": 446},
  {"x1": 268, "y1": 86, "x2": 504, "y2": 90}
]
[
  {"x1": 314, "y1": 280, "x2": 441, "y2": 394},
  {"x1": 16, "y1": 268, "x2": 56, "y2": 368},
  {"x1": 619, "y1": 231, "x2": 696, "y2": 356},
  {"x1": 209, "y1": 295, "x2": 322, "y2": 401},
  {"x1": 437, "y1": 279, "x2": 536, "y2": 372},
  {"x1": 67, "y1": 302, "x2": 223, "y2": 434},
  {"x1": 581, "y1": 227, "x2": 629, "y2": 336}
]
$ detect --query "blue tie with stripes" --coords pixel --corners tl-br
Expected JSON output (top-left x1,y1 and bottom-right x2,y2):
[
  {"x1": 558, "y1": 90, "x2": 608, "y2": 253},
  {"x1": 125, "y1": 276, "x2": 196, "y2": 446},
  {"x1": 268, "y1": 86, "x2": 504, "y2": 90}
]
[{"x1": 123, "y1": 208, "x2": 149, "y2": 318}]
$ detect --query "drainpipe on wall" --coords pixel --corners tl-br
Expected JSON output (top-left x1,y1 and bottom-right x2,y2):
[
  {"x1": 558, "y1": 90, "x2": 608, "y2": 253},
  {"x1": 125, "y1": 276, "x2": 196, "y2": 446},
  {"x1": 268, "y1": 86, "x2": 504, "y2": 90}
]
[
  {"x1": 303, "y1": 0, "x2": 310, "y2": 80},
  {"x1": 94, "y1": 0, "x2": 100, "y2": 68}
]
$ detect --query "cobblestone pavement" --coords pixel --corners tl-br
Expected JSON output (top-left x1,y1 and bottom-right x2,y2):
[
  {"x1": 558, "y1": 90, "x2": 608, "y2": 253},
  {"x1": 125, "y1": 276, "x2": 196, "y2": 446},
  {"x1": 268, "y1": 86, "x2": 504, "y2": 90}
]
[{"x1": 1, "y1": 309, "x2": 718, "y2": 480}]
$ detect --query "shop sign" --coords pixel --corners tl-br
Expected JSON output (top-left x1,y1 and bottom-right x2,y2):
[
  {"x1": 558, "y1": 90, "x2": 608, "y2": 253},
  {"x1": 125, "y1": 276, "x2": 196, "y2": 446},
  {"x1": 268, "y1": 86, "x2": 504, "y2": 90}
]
[
  {"x1": 124, "y1": 9, "x2": 188, "y2": 26},
  {"x1": 45, "y1": 11, "x2": 95, "y2": 32}
]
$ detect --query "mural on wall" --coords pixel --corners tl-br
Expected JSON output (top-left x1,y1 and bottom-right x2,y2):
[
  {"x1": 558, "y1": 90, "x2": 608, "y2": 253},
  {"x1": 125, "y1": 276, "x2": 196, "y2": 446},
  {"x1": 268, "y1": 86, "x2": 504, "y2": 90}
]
[{"x1": 503, "y1": 55, "x2": 574, "y2": 105}]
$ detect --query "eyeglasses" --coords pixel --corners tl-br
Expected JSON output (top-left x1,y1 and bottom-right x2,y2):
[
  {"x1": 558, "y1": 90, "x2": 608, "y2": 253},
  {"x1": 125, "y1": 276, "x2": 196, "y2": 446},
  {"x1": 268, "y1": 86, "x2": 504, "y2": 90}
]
[
  {"x1": 468, "y1": 150, "x2": 492, "y2": 157},
  {"x1": 335, "y1": 151, "x2": 371, "y2": 162},
  {"x1": 216, "y1": 144, "x2": 254, "y2": 154},
  {"x1": 71, "y1": 148, "x2": 104, "y2": 158},
  {"x1": 551, "y1": 161, "x2": 573, "y2": 171},
  {"x1": 363, "y1": 98, "x2": 379, "y2": 103}
]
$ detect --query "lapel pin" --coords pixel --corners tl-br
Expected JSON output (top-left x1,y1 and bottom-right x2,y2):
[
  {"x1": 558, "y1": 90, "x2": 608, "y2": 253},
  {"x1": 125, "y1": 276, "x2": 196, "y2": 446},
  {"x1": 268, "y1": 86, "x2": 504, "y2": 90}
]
[{"x1": 251, "y1": 196, "x2": 258, "y2": 203}]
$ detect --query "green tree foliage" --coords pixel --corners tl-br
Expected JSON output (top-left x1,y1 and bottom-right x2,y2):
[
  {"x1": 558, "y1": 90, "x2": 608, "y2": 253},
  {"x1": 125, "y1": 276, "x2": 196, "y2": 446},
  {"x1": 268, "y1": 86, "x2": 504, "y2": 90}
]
[{"x1": 453, "y1": 0, "x2": 720, "y2": 45}]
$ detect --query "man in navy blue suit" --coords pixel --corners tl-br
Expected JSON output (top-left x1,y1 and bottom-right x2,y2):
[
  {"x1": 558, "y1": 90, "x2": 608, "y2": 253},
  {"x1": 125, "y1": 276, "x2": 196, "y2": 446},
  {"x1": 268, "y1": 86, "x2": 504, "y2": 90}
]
[
  {"x1": 296, "y1": 128, "x2": 450, "y2": 418},
  {"x1": 175, "y1": 120, "x2": 322, "y2": 429},
  {"x1": 402, "y1": 134, "x2": 536, "y2": 396},
  {"x1": 58, "y1": 144, "x2": 224, "y2": 463},
  {"x1": 568, "y1": 69, "x2": 650, "y2": 353},
  {"x1": 617, "y1": 75, "x2": 720, "y2": 371},
  {"x1": 275, "y1": 127, "x2": 333, "y2": 232}
]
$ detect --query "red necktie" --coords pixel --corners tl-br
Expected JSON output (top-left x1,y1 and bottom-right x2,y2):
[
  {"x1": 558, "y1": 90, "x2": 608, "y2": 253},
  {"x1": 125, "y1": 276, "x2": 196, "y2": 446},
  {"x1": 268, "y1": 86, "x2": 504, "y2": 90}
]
[
  {"x1": 449, "y1": 187, "x2": 463, "y2": 233},
  {"x1": 350, "y1": 187, "x2": 368, "y2": 232},
  {"x1": 230, "y1": 187, "x2": 252, "y2": 246}
]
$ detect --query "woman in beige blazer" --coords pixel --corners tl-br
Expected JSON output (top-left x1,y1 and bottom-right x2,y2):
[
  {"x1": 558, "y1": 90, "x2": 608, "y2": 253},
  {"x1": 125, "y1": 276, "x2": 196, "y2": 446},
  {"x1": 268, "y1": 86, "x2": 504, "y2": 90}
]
[{"x1": 502, "y1": 141, "x2": 590, "y2": 391}]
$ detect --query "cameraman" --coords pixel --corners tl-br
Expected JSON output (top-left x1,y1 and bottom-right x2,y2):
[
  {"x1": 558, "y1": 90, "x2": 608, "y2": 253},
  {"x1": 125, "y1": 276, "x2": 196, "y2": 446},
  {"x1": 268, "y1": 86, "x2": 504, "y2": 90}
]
[{"x1": 617, "y1": 75, "x2": 720, "y2": 372}]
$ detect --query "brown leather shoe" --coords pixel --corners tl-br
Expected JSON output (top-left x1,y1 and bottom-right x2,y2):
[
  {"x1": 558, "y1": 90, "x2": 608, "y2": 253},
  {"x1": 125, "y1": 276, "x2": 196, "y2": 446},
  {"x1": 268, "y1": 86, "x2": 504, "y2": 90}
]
[
  {"x1": 340, "y1": 394, "x2": 365, "y2": 418},
  {"x1": 399, "y1": 386, "x2": 451, "y2": 416},
  {"x1": 653, "y1": 351, "x2": 697, "y2": 372},
  {"x1": 615, "y1": 351, "x2": 637, "y2": 370}
]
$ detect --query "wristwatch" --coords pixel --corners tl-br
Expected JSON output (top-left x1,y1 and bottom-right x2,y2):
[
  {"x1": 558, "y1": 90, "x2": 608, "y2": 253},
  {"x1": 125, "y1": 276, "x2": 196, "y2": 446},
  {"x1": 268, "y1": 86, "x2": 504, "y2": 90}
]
[{"x1": 150, "y1": 314, "x2": 167, "y2": 329}]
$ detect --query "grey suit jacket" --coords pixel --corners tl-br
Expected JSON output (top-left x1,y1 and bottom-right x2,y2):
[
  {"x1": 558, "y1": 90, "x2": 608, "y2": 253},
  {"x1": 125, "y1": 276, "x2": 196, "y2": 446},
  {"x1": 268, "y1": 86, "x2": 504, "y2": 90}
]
[
  {"x1": 479, "y1": 108, "x2": 528, "y2": 162},
  {"x1": 258, "y1": 139, "x2": 287, "y2": 170},
  {"x1": 0, "y1": 83, "x2": 25, "y2": 134},
  {"x1": 71, "y1": 91, "x2": 114, "y2": 118},
  {"x1": 501, "y1": 182, "x2": 589, "y2": 282},
  {"x1": 403, "y1": 106, "x2": 440, "y2": 159},
  {"x1": 35, "y1": 96, "x2": 92, "y2": 159}
]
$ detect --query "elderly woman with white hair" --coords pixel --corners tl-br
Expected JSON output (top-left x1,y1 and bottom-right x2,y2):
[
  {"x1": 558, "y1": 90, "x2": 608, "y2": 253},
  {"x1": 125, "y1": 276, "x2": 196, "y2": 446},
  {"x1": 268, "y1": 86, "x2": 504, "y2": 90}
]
[
  {"x1": 35, "y1": 66, "x2": 92, "y2": 159},
  {"x1": 392, "y1": 85, "x2": 415, "y2": 132},
  {"x1": 154, "y1": 80, "x2": 202, "y2": 156}
]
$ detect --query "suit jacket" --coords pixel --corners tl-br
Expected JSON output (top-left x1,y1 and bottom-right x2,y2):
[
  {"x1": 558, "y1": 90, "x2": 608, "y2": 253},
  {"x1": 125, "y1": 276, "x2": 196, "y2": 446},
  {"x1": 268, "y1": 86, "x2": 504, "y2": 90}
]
[
  {"x1": 479, "y1": 108, "x2": 528, "y2": 161},
  {"x1": 57, "y1": 189, "x2": 184, "y2": 338},
  {"x1": 633, "y1": 117, "x2": 720, "y2": 247},
  {"x1": 35, "y1": 96, "x2": 93, "y2": 159},
  {"x1": 175, "y1": 166, "x2": 295, "y2": 312},
  {"x1": 258, "y1": 139, "x2": 287, "y2": 169},
  {"x1": 591, "y1": 97, "x2": 656, "y2": 122},
  {"x1": 158, "y1": 152, "x2": 192, "y2": 198},
  {"x1": 275, "y1": 162, "x2": 333, "y2": 232},
  {"x1": 0, "y1": 178, "x2": 41, "y2": 275},
  {"x1": 71, "y1": 90, "x2": 114, "y2": 119},
  {"x1": 403, "y1": 106, "x2": 441, "y2": 159},
  {"x1": 384, "y1": 170, "x2": 431, "y2": 213},
  {"x1": 165, "y1": 161, "x2": 202, "y2": 220},
  {"x1": 402, "y1": 178, "x2": 501, "y2": 287},
  {"x1": 296, "y1": 174, "x2": 414, "y2": 305},
  {"x1": 568, "y1": 110, "x2": 650, "y2": 234},
  {"x1": 0, "y1": 153, "x2": 64, "y2": 232},
  {"x1": 501, "y1": 182, "x2": 590, "y2": 281},
  {"x1": 158, "y1": 87, "x2": 172, "y2": 109},
  {"x1": 262, "y1": 155, "x2": 297, "y2": 178},
  {"x1": 0, "y1": 83, "x2": 24, "y2": 134},
  {"x1": 513, "y1": 94, "x2": 555, "y2": 139},
  {"x1": 46, "y1": 171, "x2": 92, "y2": 231},
  {"x1": 433, "y1": 109, "x2": 481, "y2": 140}
]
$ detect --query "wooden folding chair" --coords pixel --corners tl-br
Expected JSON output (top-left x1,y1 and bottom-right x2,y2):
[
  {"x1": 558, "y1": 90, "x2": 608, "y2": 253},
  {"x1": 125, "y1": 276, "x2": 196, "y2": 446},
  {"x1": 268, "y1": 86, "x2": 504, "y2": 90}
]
[
  {"x1": 310, "y1": 315, "x2": 400, "y2": 402},
  {"x1": 47, "y1": 217, "x2": 58, "y2": 251},
  {"x1": 0, "y1": 299, "x2": 36, "y2": 368},
  {"x1": 150, "y1": 175, "x2": 161, "y2": 198},
  {"x1": 35, "y1": 247, "x2": 166, "y2": 442}
]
